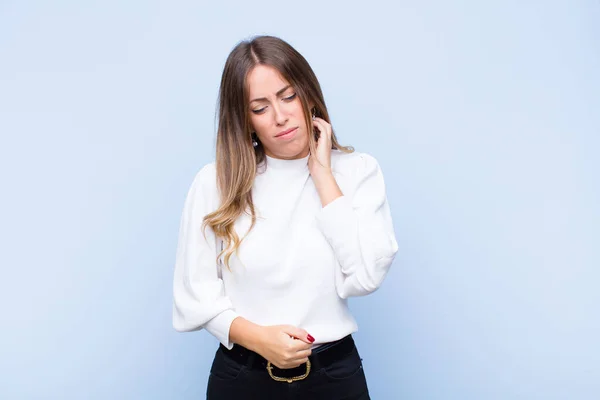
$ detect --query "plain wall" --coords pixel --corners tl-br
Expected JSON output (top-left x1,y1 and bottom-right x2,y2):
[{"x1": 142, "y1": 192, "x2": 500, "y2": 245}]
[{"x1": 1, "y1": 1, "x2": 598, "y2": 398}]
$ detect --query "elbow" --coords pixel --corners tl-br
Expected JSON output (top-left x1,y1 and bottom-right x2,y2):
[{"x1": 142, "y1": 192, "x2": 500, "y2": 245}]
[
  {"x1": 172, "y1": 316, "x2": 190, "y2": 333},
  {"x1": 338, "y1": 255, "x2": 396, "y2": 298},
  {"x1": 364, "y1": 255, "x2": 395, "y2": 292},
  {"x1": 172, "y1": 304, "x2": 204, "y2": 333},
  {"x1": 172, "y1": 321, "x2": 187, "y2": 333},
  {"x1": 337, "y1": 276, "x2": 383, "y2": 298},
  {"x1": 365, "y1": 237, "x2": 398, "y2": 290},
  {"x1": 173, "y1": 318, "x2": 204, "y2": 333},
  {"x1": 378, "y1": 233, "x2": 399, "y2": 262}
]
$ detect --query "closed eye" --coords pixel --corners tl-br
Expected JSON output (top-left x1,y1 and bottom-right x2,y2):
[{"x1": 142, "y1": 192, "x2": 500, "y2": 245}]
[{"x1": 251, "y1": 93, "x2": 297, "y2": 114}]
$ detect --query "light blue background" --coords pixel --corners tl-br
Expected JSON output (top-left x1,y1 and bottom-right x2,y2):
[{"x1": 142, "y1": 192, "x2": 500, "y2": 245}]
[{"x1": 1, "y1": 1, "x2": 598, "y2": 399}]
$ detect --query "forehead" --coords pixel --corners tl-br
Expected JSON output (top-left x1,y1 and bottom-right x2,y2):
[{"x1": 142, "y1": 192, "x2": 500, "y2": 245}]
[{"x1": 246, "y1": 65, "x2": 290, "y2": 97}]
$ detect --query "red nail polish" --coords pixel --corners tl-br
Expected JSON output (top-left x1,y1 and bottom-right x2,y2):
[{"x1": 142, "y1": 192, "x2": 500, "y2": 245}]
[{"x1": 307, "y1": 334, "x2": 315, "y2": 343}]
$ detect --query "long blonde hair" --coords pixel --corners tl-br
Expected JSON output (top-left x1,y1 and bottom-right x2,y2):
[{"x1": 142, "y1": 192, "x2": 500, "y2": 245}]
[{"x1": 203, "y1": 35, "x2": 353, "y2": 269}]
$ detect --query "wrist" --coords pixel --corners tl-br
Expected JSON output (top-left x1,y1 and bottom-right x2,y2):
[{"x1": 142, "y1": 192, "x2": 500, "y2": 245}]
[
  {"x1": 312, "y1": 173, "x2": 343, "y2": 207},
  {"x1": 311, "y1": 169, "x2": 334, "y2": 186},
  {"x1": 229, "y1": 316, "x2": 264, "y2": 351}
]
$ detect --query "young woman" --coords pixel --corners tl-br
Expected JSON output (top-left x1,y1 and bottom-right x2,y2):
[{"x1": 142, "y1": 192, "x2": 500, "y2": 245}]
[{"x1": 172, "y1": 35, "x2": 398, "y2": 399}]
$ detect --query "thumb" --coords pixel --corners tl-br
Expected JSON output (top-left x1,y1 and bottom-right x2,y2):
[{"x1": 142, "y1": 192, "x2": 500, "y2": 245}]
[{"x1": 281, "y1": 325, "x2": 315, "y2": 344}]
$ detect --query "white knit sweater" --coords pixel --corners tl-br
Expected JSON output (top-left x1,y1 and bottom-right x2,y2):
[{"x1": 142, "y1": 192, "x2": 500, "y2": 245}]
[{"x1": 172, "y1": 149, "x2": 398, "y2": 349}]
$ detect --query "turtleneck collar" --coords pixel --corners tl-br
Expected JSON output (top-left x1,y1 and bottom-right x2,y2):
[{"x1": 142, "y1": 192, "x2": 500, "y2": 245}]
[{"x1": 264, "y1": 153, "x2": 309, "y2": 171}]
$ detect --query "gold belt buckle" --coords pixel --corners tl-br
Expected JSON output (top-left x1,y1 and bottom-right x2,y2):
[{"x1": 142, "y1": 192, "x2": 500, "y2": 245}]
[{"x1": 266, "y1": 360, "x2": 311, "y2": 383}]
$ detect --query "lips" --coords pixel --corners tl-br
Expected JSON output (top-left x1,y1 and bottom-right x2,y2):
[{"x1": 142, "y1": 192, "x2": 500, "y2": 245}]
[{"x1": 275, "y1": 127, "x2": 298, "y2": 138}]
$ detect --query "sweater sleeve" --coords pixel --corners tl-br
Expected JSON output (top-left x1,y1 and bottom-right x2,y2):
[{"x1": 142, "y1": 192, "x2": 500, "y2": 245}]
[
  {"x1": 315, "y1": 153, "x2": 398, "y2": 298},
  {"x1": 172, "y1": 164, "x2": 239, "y2": 349}
]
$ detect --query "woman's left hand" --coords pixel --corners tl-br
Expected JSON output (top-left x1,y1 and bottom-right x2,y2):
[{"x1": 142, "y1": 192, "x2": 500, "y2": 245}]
[
  {"x1": 308, "y1": 117, "x2": 343, "y2": 206},
  {"x1": 308, "y1": 117, "x2": 333, "y2": 178}
]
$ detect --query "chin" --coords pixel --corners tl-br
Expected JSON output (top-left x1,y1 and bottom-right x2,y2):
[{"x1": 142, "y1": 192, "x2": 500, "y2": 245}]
[
  {"x1": 270, "y1": 139, "x2": 309, "y2": 158},
  {"x1": 271, "y1": 143, "x2": 309, "y2": 160}
]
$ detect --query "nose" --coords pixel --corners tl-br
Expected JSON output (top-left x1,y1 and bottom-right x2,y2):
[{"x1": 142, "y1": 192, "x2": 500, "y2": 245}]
[{"x1": 272, "y1": 103, "x2": 288, "y2": 126}]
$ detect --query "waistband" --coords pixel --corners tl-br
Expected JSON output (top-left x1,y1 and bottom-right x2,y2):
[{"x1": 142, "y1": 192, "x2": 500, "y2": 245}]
[{"x1": 219, "y1": 334, "x2": 355, "y2": 378}]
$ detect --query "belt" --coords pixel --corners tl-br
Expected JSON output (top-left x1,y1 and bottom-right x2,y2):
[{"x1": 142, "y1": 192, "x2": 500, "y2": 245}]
[{"x1": 219, "y1": 334, "x2": 355, "y2": 383}]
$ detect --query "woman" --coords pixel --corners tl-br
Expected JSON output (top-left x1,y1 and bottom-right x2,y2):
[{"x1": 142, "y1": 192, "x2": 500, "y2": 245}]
[{"x1": 172, "y1": 35, "x2": 398, "y2": 399}]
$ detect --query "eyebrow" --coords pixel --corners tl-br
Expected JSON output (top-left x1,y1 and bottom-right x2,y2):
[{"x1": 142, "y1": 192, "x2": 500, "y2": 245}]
[{"x1": 249, "y1": 85, "x2": 292, "y2": 103}]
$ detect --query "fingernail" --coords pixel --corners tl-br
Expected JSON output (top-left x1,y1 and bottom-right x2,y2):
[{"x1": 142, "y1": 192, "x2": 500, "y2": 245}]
[{"x1": 307, "y1": 334, "x2": 315, "y2": 343}]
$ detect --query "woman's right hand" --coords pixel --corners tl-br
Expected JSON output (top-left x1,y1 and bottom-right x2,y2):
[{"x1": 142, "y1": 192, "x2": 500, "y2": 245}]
[
  {"x1": 255, "y1": 325, "x2": 315, "y2": 369},
  {"x1": 229, "y1": 317, "x2": 315, "y2": 369}
]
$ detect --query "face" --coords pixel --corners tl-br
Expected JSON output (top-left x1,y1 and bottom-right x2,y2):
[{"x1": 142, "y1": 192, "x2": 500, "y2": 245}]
[{"x1": 247, "y1": 65, "x2": 310, "y2": 160}]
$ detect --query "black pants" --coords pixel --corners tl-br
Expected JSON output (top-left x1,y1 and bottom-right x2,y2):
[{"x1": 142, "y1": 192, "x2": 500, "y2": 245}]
[{"x1": 206, "y1": 336, "x2": 371, "y2": 399}]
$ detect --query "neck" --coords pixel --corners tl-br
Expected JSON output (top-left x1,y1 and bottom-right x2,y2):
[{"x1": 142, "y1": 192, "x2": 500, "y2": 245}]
[{"x1": 264, "y1": 152, "x2": 309, "y2": 171}]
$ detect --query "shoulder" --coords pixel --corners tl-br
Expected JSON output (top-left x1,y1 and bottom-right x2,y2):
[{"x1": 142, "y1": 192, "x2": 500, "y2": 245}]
[
  {"x1": 192, "y1": 162, "x2": 217, "y2": 189},
  {"x1": 330, "y1": 149, "x2": 381, "y2": 176},
  {"x1": 329, "y1": 149, "x2": 389, "y2": 196},
  {"x1": 184, "y1": 161, "x2": 219, "y2": 207}
]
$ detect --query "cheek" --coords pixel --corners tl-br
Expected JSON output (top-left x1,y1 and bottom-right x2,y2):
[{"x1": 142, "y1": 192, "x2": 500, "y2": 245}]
[
  {"x1": 291, "y1": 106, "x2": 308, "y2": 130},
  {"x1": 294, "y1": 103, "x2": 306, "y2": 120},
  {"x1": 251, "y1": 115, "x2": 268, "y2": 134}
]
